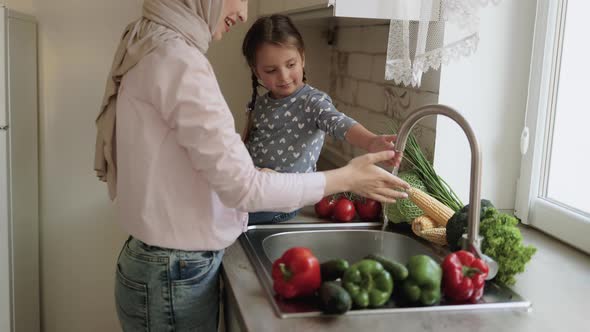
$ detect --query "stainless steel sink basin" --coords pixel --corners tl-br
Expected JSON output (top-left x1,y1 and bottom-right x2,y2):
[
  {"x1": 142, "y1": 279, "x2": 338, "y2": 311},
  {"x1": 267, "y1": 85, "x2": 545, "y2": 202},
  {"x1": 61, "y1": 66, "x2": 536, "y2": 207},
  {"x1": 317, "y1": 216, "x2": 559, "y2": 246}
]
[{"x1": 239, "y1": 222, "x2": 531, "y2": 318}]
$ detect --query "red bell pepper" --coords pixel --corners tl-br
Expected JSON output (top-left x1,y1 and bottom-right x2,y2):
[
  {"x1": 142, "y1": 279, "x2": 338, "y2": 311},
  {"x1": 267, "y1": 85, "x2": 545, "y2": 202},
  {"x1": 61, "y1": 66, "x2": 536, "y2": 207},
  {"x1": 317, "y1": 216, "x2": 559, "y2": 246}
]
[
  {"x1": 442, "y1": 250, "x2": 489, "y2": 303},
  {"x1": 271, "y1": 247, "x2": 321, "y2": 299}
]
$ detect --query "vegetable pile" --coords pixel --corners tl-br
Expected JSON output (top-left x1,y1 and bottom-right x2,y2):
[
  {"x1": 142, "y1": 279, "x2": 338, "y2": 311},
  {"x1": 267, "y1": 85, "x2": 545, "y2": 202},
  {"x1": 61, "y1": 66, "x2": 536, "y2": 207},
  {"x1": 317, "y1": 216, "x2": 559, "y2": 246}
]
[
  {"x1": 386, "y1": 129, "x2": 463, "y2": 245},
  {"x1": 386, "y1": 126, "x2": 536, "y2": 286},
  {"x1": 272, "y1": 247, "x2": 495, "y2": 316},
  {"x1": 397, "y1": 130, "x2": 463, "y2": 212},
  {"x1": 272, "y1": 243, "x2": 524, "y2": 317},
  {"x1": 310, "y1": 125, "x2": 537, "y2": 288},
  {"x1": 272, "y1": 246, "x2": 455, "y2": 315},
  {"x1": 445, "y1": 202, "x2": 537, "y2": 286}
]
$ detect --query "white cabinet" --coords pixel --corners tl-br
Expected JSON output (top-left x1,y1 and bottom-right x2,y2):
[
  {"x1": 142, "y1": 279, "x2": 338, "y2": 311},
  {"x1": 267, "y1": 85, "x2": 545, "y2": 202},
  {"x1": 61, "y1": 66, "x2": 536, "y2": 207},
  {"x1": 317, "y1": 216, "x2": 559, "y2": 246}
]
[
  {"x1": 283, "y1": 0, "x2": 328, "y2": 13},
  {"x1": 260, "y1": 0, "x2": 328, "y2": 16},
  {"x1": 258, "y1": 0, "x2": 440, "y2": 21}
]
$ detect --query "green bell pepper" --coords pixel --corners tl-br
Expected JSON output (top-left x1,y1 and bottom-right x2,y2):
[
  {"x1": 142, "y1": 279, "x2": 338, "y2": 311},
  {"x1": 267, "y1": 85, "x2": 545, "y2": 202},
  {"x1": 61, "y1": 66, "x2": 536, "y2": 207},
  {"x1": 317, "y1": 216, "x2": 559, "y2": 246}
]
[
  {"x1": 401, "y1": 255, "x2": 442, "y2": 306},
  {"x1": 342, "y1": 259, "x2": 393, "y2": 308}
]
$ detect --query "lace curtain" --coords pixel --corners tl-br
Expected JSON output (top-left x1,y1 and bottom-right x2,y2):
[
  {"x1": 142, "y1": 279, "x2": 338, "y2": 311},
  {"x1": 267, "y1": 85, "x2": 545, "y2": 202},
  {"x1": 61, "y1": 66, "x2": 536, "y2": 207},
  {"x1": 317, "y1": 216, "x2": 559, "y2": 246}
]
[{"x1": 385, "y1": 0, "x2": 502, "y2": 87}]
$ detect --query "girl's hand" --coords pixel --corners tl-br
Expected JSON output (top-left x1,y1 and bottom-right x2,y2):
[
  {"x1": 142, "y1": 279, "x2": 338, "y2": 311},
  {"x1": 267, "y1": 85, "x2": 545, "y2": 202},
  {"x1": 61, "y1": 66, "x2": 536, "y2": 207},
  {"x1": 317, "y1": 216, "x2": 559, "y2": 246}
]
[
  {"x1": 323, "y1": 151, "x2": 410, "y2": 203},
  {"x1": 367, "y1": 134, "x2": 398, "y2": 166}
]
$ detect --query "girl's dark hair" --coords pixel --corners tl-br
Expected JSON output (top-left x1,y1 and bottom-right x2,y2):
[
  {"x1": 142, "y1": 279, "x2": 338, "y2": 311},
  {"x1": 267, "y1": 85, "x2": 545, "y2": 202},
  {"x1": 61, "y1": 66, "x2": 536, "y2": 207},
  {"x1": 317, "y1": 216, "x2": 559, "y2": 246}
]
[{"x1": 242, "y1": 14, "x2": 307, "y2": 113}]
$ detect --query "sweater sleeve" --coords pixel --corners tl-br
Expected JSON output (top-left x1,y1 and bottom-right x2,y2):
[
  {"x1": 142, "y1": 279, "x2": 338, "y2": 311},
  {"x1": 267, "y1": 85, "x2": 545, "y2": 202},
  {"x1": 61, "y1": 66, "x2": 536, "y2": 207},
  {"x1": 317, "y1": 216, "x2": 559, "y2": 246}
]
[{"x1": 312, "y1": 92, "x2": 357, "y2": 140}]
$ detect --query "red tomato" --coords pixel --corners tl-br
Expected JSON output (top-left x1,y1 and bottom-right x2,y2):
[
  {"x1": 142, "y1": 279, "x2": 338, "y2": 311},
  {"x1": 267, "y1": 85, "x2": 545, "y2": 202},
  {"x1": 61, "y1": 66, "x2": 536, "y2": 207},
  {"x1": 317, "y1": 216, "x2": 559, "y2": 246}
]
[
  {"x1": 355, "y1": 198, "x2": 382, "y2": 221},
  {"x1": 333, "y1": 198, "x2": 356, "y2": 222},
  {"x1": 314, "y1": 196, "x2": 337, "y2": 218}
]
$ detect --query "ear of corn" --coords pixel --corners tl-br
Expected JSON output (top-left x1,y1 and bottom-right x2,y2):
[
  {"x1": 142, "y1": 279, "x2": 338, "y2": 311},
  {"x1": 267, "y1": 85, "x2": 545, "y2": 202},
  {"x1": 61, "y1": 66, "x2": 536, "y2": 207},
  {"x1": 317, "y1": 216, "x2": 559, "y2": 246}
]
[
  {"x1": 407, "y1": 187, "x2": 454, "y2": 226},
  {"x1": 411, "y1": 215, "x2": 436, "y2": 235},
  {"x1": 418, "y1": 227, "x2": 447, "y2": 246}
]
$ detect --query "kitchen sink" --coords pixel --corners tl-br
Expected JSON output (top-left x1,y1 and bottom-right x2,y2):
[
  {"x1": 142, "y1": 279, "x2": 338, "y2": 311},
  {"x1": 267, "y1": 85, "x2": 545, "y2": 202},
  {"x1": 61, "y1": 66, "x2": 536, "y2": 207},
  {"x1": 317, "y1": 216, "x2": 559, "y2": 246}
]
[{"x1": 239, "y1": 222, "x2": 531, "y2": 318}]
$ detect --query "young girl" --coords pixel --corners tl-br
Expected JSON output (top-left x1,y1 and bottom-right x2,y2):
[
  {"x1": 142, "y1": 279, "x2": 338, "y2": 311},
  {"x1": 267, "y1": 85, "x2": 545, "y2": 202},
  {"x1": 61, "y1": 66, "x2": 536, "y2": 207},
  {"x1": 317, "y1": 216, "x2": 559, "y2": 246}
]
[{"x1": 242, "y1": 14, "x2": 398, "y2": 224}]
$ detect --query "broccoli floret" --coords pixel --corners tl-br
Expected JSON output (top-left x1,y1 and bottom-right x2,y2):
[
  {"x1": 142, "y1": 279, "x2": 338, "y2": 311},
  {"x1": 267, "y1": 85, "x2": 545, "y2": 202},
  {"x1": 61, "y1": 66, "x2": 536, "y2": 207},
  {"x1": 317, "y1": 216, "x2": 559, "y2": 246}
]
[
  {"x1": 445, "y1": 199, "x2": 496, "y2": 251},
  {"x1": 446, "y1": 210, "x2": 468, "y2": 251}
]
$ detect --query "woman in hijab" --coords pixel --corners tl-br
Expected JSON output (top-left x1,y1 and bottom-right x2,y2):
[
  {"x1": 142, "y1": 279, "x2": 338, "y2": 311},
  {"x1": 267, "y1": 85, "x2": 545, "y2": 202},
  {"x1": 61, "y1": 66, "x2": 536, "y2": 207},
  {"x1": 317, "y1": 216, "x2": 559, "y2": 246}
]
[{"x1": 95, "y1": 0, "x2": 409, "y2": 330}]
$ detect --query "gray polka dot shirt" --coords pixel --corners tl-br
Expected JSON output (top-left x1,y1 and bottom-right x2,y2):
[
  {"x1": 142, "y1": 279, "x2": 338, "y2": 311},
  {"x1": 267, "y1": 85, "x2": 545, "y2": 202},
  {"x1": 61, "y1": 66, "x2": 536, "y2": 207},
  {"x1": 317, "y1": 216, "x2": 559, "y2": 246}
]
[{"x1": 246, "y1": 84, "x2": 357, "y2": 173}]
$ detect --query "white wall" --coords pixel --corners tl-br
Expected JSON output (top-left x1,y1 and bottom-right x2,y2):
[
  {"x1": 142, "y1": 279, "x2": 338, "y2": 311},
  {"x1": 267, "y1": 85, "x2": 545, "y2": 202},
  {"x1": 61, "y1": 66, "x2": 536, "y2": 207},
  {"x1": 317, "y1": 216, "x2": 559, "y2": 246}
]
[
  {"x1": 4, "y1": 0, "x2": 257, "y2": 331},
  {"x1": 34, "y1": 2, "x2": 141, "y2": 331},
  {"x1": 436, "y1": 0, "x2": 537, "y2": 210}
]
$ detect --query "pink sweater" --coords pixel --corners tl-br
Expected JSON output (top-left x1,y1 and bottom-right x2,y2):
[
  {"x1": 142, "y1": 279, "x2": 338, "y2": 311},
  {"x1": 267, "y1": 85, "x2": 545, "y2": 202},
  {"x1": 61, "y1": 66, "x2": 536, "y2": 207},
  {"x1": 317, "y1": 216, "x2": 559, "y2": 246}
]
[{"x1": 115, "y1": 39, "x2": 325, "y2": 250}]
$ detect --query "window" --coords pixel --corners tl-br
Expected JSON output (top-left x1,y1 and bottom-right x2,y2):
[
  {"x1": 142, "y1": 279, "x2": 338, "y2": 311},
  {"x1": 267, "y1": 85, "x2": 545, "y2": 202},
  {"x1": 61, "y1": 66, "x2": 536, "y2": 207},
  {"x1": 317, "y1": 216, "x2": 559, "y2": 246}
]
[{"x1": 515, "y1": 0, "x2": 590, "y2": 253}]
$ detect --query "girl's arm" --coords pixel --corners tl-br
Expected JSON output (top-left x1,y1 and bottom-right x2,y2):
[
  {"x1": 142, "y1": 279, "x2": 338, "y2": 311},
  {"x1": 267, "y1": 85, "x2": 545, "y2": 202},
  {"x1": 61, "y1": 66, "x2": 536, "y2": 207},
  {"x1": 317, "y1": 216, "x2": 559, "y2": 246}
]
[
  {"x1": 312, "y1": 93, "x2": 396, "y2": 160},
  {"x1": 345, "y1": 124, "x2": 397, "y2": 155}
]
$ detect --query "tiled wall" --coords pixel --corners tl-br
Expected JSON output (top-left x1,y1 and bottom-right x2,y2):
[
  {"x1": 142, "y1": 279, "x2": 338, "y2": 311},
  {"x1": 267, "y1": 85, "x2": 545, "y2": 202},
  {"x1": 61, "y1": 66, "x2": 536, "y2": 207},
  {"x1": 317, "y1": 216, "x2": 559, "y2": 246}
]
[{"x1": 300, "y1": 23, "x2": 440, "y2": 171}]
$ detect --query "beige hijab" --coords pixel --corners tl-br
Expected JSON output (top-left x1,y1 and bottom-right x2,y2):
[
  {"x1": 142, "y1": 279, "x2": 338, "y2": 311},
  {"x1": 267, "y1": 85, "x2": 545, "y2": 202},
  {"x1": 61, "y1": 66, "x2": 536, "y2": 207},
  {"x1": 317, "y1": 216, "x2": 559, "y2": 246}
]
[{"x1": 94, "y1": 0, "x2": 223, "y2": 200}]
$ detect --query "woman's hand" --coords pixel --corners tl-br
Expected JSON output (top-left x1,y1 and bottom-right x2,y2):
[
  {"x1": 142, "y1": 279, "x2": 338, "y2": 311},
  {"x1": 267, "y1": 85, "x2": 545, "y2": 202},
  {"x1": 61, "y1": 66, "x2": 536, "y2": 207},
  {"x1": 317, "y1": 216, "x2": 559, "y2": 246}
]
[{"x1": 323, "y1": 151, "x2": 410, "y2": 203}]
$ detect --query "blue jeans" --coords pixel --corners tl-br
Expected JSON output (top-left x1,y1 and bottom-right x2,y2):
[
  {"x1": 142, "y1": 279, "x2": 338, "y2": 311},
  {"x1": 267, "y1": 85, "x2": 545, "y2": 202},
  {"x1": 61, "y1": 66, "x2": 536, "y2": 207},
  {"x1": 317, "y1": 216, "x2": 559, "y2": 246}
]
[
  {"x1": 248, "y1": 210, "x2": 299, "y2": 225},
  {"x1": 115, "y1": 237, "x2": 223, "y2": 332}
]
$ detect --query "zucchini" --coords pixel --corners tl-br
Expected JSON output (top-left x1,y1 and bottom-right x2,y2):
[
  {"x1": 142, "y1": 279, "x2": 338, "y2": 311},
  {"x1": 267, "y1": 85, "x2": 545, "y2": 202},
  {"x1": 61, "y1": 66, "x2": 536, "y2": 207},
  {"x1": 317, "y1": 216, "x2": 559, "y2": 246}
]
[
  {"x1": 320, "y1": 259, "x2": 349, "y2": 281},
  {"x1": 319, "y1": 281, "x2": 352, "y2": 314},
  {"x1": 365, "y1": 254, "x2": 408, "y2": 281}
]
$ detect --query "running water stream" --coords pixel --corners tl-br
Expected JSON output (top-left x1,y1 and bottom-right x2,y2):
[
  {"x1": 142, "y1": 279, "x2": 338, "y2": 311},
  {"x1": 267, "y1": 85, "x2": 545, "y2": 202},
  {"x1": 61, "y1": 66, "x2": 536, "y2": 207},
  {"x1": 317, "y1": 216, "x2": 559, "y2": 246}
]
[{"x1": 379, "y1": 165, "x2": 401, "y2": 253}]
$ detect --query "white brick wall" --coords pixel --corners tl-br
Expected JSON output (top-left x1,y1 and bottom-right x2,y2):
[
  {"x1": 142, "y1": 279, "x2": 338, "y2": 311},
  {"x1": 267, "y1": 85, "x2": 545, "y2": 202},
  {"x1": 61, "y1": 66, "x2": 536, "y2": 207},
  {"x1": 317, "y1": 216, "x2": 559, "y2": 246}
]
[
  {"x1": 357, "y1": 81, "x2": 386, "y2": 113},
  {"x1": 336, "y1": 26, "x2": 363, "y2": 53},
  {"x1": 333, "y1": 77, "x2": 357, "y2": 105},
  {"x1": 370, "y1": 54, "x2": 388, "y2": 84},
  {"x1": 303, "y1": 22, "x2": 440, "y2": 170},
  {"x1": 359, "y1": 25, "x2": 389, "y2": 54},
  {"x1": 347, "y1": 53, "x2": 373, "y2": 81}
]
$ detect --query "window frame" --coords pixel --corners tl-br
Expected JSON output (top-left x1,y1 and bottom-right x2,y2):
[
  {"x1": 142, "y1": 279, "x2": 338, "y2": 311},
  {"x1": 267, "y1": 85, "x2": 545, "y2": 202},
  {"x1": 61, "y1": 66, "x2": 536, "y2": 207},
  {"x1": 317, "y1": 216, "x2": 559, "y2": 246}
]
[{"x1": 515, "y1": 0, "x2": 590, "y2": 254}]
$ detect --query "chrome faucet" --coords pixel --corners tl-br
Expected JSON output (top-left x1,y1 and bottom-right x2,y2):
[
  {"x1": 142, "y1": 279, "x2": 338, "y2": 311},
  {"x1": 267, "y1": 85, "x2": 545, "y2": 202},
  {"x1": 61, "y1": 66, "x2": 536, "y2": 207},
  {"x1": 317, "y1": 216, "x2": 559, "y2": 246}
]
[{"x1": 393, "y1": 104, "x2": 484, "y2": 254}]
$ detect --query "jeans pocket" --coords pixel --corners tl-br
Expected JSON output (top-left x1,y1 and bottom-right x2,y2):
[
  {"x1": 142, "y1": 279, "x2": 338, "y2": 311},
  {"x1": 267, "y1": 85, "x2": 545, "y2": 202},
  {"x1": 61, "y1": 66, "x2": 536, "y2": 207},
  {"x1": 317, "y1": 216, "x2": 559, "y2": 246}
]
[
  {"x1": 115, "y1": 264, "x2": 149, "y2": 332},
  {"x1": 176, "y1": 255, "x2": 214, "y2": 283},
  {"x1": 171, "y1": 253, "x2": 221, "y2": 332}
]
